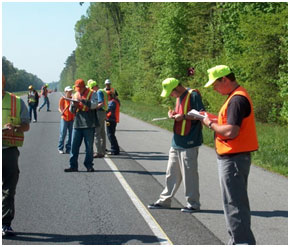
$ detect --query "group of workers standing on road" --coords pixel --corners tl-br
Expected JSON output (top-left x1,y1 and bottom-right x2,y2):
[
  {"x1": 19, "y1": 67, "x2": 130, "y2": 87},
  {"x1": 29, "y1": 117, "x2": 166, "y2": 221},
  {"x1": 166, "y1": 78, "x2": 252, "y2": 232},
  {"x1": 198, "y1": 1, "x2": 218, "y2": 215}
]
[
  {"x1": 57, "y1": 78, "x2": 120, "y2": 173},
  {"x1": 2, "y1": 65, "x2": 259, "y2": 245}
]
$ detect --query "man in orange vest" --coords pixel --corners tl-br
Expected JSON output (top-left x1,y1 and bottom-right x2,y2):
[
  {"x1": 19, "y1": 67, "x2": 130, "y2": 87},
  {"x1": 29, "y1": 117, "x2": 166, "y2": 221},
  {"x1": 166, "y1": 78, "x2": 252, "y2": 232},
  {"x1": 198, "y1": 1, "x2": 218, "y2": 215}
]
[
  {"x1": 202, "y1": 65, "x2": 258, "y2": 245},
  {"x1": 148, "y1": 78, "x2": 205, "y2": 213},
  {"x1": 38, "y1": 84, "x2": 51, "y2": 112},
  {"x1": 2, "y1": 74, "x2": 30, "y2": 236},
  {"x1": 64, "y1": 79, "x2": 98, "y2": 172},
  {"x1": 58, "y1": 86, "x2": 75, "y2": 154}
]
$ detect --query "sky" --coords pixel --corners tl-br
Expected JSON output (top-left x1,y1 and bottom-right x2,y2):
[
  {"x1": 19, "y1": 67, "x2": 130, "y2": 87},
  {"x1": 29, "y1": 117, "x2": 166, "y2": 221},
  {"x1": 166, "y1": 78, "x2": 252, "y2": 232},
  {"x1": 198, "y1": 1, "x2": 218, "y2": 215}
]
[{"x1": 2, "y1": 2, "x2": 89, "y2": 83}]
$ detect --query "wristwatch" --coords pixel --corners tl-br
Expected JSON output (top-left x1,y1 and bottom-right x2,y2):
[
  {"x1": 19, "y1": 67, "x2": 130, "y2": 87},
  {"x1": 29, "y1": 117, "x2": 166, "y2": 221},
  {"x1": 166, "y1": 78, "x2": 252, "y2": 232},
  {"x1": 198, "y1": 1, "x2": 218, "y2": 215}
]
[{"x1": 208, "y1": 121, "x2": 213, "y2": 129}]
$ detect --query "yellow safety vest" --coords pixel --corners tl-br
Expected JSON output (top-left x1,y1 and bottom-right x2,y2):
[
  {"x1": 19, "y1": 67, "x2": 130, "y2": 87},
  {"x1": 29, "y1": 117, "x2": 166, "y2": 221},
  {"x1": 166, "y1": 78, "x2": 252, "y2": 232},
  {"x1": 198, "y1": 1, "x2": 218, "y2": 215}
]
[
  {"x1": 2, "y1": 93, "x2": 24, "y2": 147},
  {"x1": 98, "y1": 89, "x2": 108, "y2": 111}
]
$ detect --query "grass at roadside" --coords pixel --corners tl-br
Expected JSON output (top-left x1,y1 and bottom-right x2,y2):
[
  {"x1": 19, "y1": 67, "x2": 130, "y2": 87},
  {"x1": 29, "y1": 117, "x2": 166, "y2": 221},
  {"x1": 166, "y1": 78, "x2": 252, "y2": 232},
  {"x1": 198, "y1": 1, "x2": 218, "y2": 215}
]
[{"x1": 120, "y1": 99, "x2": 288, "y2": 177}]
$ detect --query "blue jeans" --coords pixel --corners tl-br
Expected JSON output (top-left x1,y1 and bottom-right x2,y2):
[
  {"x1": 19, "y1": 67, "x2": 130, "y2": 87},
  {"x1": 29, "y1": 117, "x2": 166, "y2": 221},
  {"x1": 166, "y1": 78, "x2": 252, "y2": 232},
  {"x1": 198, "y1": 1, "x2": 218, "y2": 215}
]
[
  {"x1": 58, "y1": 118, "x2": 73, "y2": 152},
  {"x1": 39, "y1": 97, "x2": 50, "y2": 111},
  {"x1": 28, "y1": 103, "x2": 37, "y2": 121},
  {"x1": 69, "y1": 128, "x2": 95, "y2": 170}
]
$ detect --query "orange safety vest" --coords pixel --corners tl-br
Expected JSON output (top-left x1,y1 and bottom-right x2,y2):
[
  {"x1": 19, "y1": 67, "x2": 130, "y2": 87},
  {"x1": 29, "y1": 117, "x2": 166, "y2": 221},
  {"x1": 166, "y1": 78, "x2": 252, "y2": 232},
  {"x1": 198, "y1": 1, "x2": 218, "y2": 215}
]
[
  {"x1": 107, "y1": 99, "x2": 120, "y2": 123},
  {"x1": 41, "y1": 87, "x2": 48, "y2": 97},
  {"x1": 73, "y1": 88, "x2": 93, "y2": 112},
  {"x1": 2, "y1": 93, "x2": 24, "y2": 147},
  {"x1": 215, "y1": 86, "x2": 259, "y2": 155},
  {"x1": 59, "y1": 97, "x2": 75, "y2": 121},
  {"x1": 174, "y1": 89, "x2": 199, "y2": 136}
]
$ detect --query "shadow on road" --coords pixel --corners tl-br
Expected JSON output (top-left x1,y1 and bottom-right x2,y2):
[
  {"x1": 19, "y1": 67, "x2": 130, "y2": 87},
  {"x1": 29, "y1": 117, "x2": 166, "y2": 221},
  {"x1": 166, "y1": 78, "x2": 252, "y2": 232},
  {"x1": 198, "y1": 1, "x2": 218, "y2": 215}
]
[
  {"x1": 197, "y1": 209, "x2": 288, "y2": 218},
  {"x1": 3, "y1": 232, "x2": 161, "y2": 245},
  {"x1": 92, "y1": 169, "x2": 165, "y2": 176},
  {"x1": 109, "y1": 151, "x2": 168, "y2": 161}
]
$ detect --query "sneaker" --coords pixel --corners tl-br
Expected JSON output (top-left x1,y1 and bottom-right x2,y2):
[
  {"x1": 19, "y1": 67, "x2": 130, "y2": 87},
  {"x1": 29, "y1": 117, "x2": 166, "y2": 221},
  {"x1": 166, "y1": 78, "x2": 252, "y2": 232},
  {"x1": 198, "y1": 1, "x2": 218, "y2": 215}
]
[
  {"x1": 47, "y1": 109, "x2": 51, "y2": 112},
  {"x1": 87, "y1": 167, "x2": 95, "y2": 172},
  {"x1": 181, "y1": 206, "x2": 200, "y2": 213},
  {"x1": 58, "y1": 150, "x2": 64, "y2": 154},
  {"x1": 2, "y1": 225, "x2": 15, "y2": 237},
  {"x1": 33, "y1": 120, "x2": 37, "y2": 123},
  {"x1": 65, "y1": 150, "x2": 70, "y2": 154},
  {"x1": 64, "y1": 167, "x2": 78, "y2": 172},
  {"x1": 147, "y1": 203, "x2": 165, "y2": 209},
  {"x1": 108, "y1": 151, "x2": 120, "y2": 155},
  {"x1": 38, "y1": 108, "x2": 41, "y2": 112}
]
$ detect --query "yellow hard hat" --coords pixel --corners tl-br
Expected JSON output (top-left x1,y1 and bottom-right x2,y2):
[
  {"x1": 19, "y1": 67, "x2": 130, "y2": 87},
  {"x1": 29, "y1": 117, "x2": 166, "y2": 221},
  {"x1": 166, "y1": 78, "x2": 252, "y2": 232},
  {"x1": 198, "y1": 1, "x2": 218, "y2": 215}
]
[{"x1": 28, "y1": 85, "x2": 33, "y2": 90}]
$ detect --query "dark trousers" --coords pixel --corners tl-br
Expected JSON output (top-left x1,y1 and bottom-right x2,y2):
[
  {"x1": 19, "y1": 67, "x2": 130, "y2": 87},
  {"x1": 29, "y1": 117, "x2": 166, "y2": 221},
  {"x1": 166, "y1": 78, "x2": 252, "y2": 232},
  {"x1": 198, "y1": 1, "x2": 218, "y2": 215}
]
[
  {"x1": 106, "y1": 121, "x2": 120, "y2": 154},
  {"x1": 2, "y1": 147, "x2": 20, "y2": 226},
  {"x1": 29, "y1": 103, "x2": 37, "y2": 121}
]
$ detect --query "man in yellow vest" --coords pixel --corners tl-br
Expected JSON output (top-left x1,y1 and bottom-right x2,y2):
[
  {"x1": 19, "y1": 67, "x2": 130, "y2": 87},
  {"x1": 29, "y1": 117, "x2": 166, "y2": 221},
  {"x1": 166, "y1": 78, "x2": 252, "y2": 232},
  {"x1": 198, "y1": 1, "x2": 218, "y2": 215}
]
[
  {"x1": 27, "y1": 85, "x2": 39, "y2": 122},
  {"x1": 202, "y1": 65, "x2": 258, "y2": 245},
  {"x1": 148, "y1": 78, "x2": 205, "y2": 213},
  {"x1": 87, "y1": 80, "x2": 108, "y2": 158},
  {"x1": 2, "y1": 74, "x2": 30, "y2": 237}
]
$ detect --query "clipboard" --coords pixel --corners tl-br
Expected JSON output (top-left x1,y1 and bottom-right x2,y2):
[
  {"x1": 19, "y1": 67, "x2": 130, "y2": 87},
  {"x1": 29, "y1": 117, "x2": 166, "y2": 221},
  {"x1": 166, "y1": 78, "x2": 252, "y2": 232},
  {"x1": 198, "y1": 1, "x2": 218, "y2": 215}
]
[{"x1": 62, "y1": 96, "x2": 80, "y2": 103}]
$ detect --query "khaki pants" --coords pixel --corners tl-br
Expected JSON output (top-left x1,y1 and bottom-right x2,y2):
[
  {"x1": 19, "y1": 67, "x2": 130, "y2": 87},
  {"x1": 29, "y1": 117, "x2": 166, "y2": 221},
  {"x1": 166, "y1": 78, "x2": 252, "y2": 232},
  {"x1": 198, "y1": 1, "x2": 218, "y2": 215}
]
[
  {"x1": 157, "y1": 146, "x2": 200, "y2": 208},
  {"x1": 95, "y1": 110, "x2": 107, "y2": 155}
]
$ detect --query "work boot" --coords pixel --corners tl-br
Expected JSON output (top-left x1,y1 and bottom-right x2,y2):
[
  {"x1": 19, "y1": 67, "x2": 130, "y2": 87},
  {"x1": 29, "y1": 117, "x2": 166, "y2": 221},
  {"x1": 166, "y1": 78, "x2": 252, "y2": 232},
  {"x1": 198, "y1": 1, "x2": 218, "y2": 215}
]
[{"x1": 64, "y1": 167, "x2": 78, "y2": 172}]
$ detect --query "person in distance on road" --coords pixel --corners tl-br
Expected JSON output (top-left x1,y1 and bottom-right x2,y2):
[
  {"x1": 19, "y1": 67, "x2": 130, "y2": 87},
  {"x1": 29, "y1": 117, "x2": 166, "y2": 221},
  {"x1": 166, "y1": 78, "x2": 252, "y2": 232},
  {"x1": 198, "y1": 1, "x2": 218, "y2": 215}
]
[
  {"x1": 148, "y1": 77, "x2": 204, "y2": 213},
  {"x1": 57, "y1": 86, "x2": 75, "y2": 154},
  {"x1": 38, "y1": 84, "x2": 51, "y2": 112},
  {"x1": 27, "y1": 85, "x2": 39, "y2": 123},
  {"x1": 2, "y1": 74, "x2": 30, "y2": 237},
  {"x1": 87, "y1": 80, "x2": 108, "y2": 158},
  {"x1": 64, "y1": 79, "x2": 99, "y2": 172},
  {"x1": 201, "y1": 65, "x2": 258, "y2": 245}
]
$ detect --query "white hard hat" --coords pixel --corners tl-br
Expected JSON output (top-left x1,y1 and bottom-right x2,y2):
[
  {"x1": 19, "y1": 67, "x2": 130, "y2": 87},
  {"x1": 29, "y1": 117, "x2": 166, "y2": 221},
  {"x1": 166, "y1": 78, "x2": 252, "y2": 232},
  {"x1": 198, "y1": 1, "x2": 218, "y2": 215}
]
[
  {"x1": 64, "y1": 86, "x2": 73, "y2": 92},
  {"x1": 105, "y1": 79, "x2": 111, "y2": 85}
]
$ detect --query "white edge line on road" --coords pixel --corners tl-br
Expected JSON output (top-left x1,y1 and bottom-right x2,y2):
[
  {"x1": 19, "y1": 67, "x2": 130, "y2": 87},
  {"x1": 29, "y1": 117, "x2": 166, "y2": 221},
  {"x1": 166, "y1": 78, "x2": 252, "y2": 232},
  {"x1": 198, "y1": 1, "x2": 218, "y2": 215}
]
[{"x1": 104, "y1": 157, "x2": 173, "y2": 245}]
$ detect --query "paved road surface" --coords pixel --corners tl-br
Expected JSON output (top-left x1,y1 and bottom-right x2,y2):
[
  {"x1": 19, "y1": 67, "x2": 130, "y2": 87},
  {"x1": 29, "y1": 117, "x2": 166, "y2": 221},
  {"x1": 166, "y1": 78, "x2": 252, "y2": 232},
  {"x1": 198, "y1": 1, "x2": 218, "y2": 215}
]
[{"x1": 3, "y1": 92, "x2": 288, "y2": 245}]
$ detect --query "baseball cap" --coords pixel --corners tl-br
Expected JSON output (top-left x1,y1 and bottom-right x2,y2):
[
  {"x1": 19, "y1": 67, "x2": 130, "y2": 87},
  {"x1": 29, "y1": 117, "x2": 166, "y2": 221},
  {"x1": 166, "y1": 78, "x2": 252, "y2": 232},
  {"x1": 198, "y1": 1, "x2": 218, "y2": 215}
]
[
  {"x1": 204, "y1": 65, "x2": 232, "y2": 88},
  {"x1": 105, "y1": 79, "x2": 111, "y2": 85},
  {"x1": 160, "y1": 78, "x2": 179, "y2": 97},
  {"x1": 75, "y1": 79, "x2": 85, "y2": 88},
  {"x1": 64, "y1": 86, "x2": 73, "y2": 92},
  {"x1": 87, "y1": 80, "x2": 97, "y2": 89}
]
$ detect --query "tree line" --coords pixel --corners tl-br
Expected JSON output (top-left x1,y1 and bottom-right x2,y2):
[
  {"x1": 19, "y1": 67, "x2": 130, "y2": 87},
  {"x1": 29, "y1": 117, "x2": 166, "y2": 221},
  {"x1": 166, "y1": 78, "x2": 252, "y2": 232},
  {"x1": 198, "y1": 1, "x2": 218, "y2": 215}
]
[
  {"x1": 2, "y1": 56, "x2": 44, "y2": 92},
  {"x1": 59, "y1": 2, "x2": 288, "y2": 125}
]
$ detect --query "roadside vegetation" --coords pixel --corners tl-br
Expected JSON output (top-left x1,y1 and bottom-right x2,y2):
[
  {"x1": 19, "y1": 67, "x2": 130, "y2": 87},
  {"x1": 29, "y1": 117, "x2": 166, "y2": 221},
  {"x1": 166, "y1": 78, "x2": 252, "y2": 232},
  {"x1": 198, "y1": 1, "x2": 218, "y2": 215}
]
[
  {"x1": 3, "y1": 2, "x2": 287, "y2": 177},
  {"x1": 120, "y1": 100, "x2": 288, "y2": 177}
]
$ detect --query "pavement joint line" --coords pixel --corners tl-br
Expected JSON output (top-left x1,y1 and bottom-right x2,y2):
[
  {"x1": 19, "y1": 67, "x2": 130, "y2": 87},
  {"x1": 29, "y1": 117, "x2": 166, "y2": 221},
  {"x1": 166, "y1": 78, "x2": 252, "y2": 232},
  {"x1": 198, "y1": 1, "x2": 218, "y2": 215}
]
[{"x1": 104, "y1": 157, "x2": 173, "y2": 245}]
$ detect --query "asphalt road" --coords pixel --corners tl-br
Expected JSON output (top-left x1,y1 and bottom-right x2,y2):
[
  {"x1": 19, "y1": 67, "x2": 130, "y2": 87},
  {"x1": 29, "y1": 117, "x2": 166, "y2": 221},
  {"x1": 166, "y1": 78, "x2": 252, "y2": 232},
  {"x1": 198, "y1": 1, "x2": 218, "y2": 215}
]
[{"x1": 2, "y1": 92, "x2": 288, "y2": 245}]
